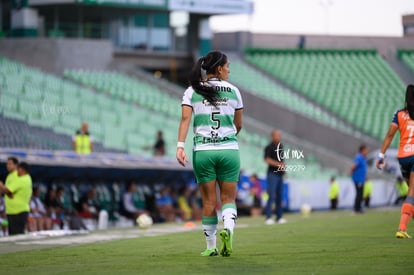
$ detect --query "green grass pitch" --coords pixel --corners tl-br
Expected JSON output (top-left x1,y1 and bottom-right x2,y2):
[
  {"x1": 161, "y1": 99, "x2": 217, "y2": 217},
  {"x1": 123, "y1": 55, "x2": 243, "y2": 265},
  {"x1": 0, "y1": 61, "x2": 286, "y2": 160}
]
[{"x1": 2, "y1": 208, "x2": 414, "y2": 275}]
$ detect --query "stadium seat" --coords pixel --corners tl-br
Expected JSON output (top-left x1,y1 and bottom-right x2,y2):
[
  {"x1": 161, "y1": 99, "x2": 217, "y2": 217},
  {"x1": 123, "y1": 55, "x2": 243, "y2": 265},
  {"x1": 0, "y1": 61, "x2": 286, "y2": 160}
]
[
  {"x1": 0, "y1": 57, "x2": 331, "y2": 179},
  {"x1": 399, "y1": 50, "x2": 414, "y2": 73},
  {"x1": 245, "y1": 49, "x2": 405, "y2": 146}
]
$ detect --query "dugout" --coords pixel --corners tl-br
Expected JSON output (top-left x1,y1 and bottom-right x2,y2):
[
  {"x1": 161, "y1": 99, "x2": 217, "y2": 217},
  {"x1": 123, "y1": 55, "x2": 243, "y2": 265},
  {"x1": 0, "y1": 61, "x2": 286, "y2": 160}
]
[
  {"x1": 0, "y1": 148, "x2": 196, "y2": 221},
  {"x1": 0, "y1": 149, "x2": 194, "y2": 184}
]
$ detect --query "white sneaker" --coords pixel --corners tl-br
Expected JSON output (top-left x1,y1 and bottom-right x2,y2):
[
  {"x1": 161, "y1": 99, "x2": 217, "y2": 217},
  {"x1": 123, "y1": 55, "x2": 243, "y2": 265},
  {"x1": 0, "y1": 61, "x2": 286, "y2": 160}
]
[
  {"x1": 277, "y1": 218, "x2": 287, "y2": 224},
  {"x1": 265, "y1": 218, "x2": 275, "y2": 225}
]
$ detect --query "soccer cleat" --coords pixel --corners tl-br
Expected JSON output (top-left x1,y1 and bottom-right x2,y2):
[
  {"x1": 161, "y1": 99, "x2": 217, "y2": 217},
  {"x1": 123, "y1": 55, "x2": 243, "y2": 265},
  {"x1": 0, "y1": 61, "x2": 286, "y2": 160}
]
[
  {"x1": 220, "y1": 228, "x2": 233, "y2": 257},
  {"x1": 395, "y1": 231, "x2": 412, "y2": 239},
  {"x1": 265, "y1": 219, "x2": 275, "y2": 225},
  {"x1": 200, "y1": 248, "x2": 218, "y2": 256}
]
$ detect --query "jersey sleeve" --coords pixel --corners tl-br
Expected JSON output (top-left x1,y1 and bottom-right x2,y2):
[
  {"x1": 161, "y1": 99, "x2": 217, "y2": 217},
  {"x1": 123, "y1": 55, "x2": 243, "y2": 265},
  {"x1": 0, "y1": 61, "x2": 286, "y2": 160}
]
[
  {"x1": 181, "y1": 87, "x2": 193, "y2": 107},
  {"x1": 391, "y1": 110, "x2": 399, "y2": 126},
  {"x1": 234, "y1": 87, "x2": 244, "y2": 110},
  {"x1": 6, "y1": 178, "x2": 19, "y2": 194}
]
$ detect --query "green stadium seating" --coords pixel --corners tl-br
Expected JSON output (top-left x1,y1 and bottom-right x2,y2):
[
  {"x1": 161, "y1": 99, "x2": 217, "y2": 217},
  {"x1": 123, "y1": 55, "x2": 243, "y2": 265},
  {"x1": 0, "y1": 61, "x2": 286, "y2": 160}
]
[
  {"x1": 0, "y1": 56, "x2": 333, "y2": 179},
  {"x1": 398, "y1": 50, "x2": 414, "y2": 73},
  {"x1": 229, "y1": 59, "x2": 354, "y2": 134},
  {"x1": 245, "y1": 49, "x2": 406, "y2": 146},
  {"x1": 64, "y1": 69, "x2": 334, "y2": 178}
]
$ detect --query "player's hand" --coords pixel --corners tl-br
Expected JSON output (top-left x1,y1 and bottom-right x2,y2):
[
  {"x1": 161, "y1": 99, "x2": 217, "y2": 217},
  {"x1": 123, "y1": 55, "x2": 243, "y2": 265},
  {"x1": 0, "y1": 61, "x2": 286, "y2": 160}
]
[
  {"x1": 376, "y1": 158, "x2": 385, "y2": 170},
  {"x1": 176, "y1": 147, "x2": 188, "y2": 167},
  {"x1": 376, "y1": 152, "x2": 385, "y2": 170}
]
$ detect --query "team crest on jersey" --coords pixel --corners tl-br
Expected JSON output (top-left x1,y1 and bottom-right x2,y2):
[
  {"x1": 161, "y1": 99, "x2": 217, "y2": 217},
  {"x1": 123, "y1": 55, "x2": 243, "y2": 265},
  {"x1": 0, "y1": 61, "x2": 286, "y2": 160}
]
[
  {"x1": 202, "y1": 98, "x2": 228, "y2": 107},
  {"x1": 402, "y1": 112, "x2": 410, "y2": 120}
]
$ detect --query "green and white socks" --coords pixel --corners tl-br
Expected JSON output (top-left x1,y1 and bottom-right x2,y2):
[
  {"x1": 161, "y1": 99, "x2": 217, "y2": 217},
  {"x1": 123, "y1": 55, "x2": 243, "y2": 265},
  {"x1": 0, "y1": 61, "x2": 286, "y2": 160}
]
[
  {"x1": 221, "y1": 203, "x2": 237, "y2": 233},
  {"x1": 202, "y1": 216, "x2": 218, "y2": 250},
  {"x1": 202, "y1": 204, "x2": 237, "y2": 250}
]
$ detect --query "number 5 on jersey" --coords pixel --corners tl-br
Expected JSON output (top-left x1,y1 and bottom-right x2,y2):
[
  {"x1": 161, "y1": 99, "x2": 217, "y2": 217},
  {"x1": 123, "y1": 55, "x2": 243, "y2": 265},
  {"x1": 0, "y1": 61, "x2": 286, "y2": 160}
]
[{"x1": 211, "y1": 111, "x2": 221, "y2": 130}]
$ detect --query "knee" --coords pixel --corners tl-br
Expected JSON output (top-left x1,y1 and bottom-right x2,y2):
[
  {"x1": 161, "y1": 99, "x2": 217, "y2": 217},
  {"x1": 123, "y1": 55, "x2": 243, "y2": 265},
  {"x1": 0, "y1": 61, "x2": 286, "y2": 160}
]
[{"x1": 402, "y1": 203, "x2": 414, "y2": 216}]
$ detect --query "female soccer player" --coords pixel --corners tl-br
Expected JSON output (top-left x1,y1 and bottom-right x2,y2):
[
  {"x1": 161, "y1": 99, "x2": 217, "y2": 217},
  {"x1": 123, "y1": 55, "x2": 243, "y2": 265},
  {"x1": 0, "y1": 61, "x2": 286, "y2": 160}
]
[
  {"x1": 176, "y1": 51, "x2": 243, "y2": 256},
  {"x1": 376, "y1": 84, "x2": 414, "y2": 238}
]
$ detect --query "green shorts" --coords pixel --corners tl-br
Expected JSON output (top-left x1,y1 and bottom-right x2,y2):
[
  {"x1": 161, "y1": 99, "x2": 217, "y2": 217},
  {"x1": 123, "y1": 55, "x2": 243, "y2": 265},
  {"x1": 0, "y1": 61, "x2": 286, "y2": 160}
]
[{"x1": 192, "y1": 149, "x2": 240, "y2": 184}]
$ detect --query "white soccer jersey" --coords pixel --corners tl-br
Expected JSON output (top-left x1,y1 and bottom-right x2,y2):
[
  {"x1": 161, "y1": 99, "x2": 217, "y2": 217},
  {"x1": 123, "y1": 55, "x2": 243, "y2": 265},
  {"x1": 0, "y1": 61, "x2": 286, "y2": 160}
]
[{"x1": 181, "y1": 79, "x2": 243, "y2": 151}]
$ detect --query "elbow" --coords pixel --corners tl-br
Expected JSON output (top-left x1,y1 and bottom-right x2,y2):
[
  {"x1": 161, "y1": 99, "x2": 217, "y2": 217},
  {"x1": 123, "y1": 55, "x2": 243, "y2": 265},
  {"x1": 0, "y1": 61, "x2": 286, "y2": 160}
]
[
  {"x1": 180, "y1": 116, "x2": 191, "y2": 125},
  {"x1": 236, "y1": 125, "x2": 242, "y2": 134}
]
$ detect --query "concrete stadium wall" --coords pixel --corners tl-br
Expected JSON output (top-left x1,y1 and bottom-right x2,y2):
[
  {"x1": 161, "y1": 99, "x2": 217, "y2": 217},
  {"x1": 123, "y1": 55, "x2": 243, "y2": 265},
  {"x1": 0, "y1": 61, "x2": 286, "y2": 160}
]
[
  {"x1": 0, "y1": 38, "x2": 113, "y2": 74},
  {"x1": 288, "y1": 178, "x2": 395, "y2": 211},
  {"x1": 112, "y1": 49, "x2": 193, "y2": 71}
]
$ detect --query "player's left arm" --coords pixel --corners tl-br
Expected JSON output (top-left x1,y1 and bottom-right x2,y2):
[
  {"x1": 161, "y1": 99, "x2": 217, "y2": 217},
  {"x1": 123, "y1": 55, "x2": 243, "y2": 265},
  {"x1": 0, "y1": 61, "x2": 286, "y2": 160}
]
[
  {"x1": 376, "y1": 123, "x2": 398, "y2": 169},
  {"x1": 234, "y1": 109, "x2": 243, "y2": 135}
]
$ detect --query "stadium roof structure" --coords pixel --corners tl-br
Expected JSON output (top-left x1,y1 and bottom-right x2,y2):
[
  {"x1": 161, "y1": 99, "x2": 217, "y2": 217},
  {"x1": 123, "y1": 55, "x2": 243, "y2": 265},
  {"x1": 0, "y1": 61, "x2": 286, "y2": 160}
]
[
  {"x1": 29, "y1": 0, "x2": 254, "y2": 15},
  {"x1": 0, "y1": 149, "x2": 193, "y2": 182}
]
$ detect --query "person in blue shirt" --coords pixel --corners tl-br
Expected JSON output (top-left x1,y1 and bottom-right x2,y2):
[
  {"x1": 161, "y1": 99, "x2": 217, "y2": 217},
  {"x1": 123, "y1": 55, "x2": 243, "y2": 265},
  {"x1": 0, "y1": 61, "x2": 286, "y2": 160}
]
[{"x1": 351, "y1": 144, "x2": 368, "y2": 213}]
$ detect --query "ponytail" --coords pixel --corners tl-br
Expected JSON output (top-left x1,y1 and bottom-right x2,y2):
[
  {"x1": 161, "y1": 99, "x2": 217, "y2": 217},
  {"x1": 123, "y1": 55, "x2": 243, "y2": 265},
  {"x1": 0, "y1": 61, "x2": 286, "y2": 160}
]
[
  {"x1": 405, "y1": 84, "x2": 414, "y2": 120},
  {"x1": 188, "y1": 51, "x2": 228, "y2": 107}
]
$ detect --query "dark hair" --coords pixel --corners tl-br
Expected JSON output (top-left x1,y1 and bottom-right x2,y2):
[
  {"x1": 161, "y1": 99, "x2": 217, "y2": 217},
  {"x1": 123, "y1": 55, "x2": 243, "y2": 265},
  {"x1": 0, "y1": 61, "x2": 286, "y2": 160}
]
[
  {"x1": 359, "y1": 144, "x2": 367, "y2": 152},
  {"x1": 188, "y1": 51, "x2": 228, "y2": 106},
  {"x1": 18, "y1": 162, "x2": 30, "y2": 173},
  {"x1": 126, "y1": 182, "x2": 136, "y2": 191},
  {"x1": 7, "y1": 156, "x2": 18, "y2": 165},
  {"x1": 405, "y1": 84, "x2": 414, "y2": 120}
]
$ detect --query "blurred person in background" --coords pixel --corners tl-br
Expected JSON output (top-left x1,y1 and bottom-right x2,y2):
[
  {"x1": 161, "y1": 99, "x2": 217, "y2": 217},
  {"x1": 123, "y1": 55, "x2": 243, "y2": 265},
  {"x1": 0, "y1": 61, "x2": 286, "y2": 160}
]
[
  {"x1": 363, "y1": 177, "x2": 373, "y2": 208},
  {"x1": 0, "y1": 161, "x2": 32, "y2": 235},
  {"x1": 177, "y1": 185, "x2": 193, "y2": 221},
  {"x1": 120, "y1": 182, "x2": 148, "y2": 221},
  {"x1": 156, "y1": 186, "x2": 176, "y2": 222},
  {"x1": 394, "y1": 177, "x2": 409, "y2": 205},
  {"x1": 77, "y1": 187, "x2": 100, "y2": 220},
  {"x1": 264, "y1": 130, "x2": 286, "y2": 225},
  {"x1": 73, "y1": 122, "x2": 93, "y2": 154},
  {"x1": 56, "y1": 187, "x2": 71, "y2": 229},
  {"x1": 153, "y1": 130, "x2": 166, "y2": 156},
  {"x1": 249, "y1": 174, "x2": 263, "y2": 216},
  {"x1": 28, "y1": 186, "x2": 52, "y2": 231},
  {"x1": 0, "y1": 195, "x2": 8, "y2": 236},
  {"x1": 44, "y1": 187, "x2": 64, "y2": 227},
  {"x1": 351, "y1": 144, "x2": 368, "y2": 214},
  {"x1": 329, "y1": 176, "x2": 340, "y2": 210},
  {"x1": 0, "y1": 157, "x2": 18, "y2": 235},
  {"x1": 376, "y1": 84, "x2": 414, "y2": 238}
]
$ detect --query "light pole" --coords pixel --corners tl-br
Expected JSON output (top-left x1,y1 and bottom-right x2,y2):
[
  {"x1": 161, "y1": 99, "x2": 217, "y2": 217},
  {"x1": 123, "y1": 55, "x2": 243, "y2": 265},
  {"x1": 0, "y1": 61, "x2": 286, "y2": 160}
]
[{"x1": 320, "y1": 0, "x2": 334, "y2": 35}]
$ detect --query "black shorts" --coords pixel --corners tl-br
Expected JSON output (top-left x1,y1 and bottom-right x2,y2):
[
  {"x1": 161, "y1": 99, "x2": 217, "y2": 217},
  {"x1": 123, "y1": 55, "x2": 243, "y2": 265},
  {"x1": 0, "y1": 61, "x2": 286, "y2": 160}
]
[
  {"x1": 7, "y1": 212, "x2": 29, "y2": 235},
  {"x1": 398, "y1": 156, "x2": 414, "y2": 180},
  {"x1": 253, "y1": 196, "x2": 262, "y2": 208}
]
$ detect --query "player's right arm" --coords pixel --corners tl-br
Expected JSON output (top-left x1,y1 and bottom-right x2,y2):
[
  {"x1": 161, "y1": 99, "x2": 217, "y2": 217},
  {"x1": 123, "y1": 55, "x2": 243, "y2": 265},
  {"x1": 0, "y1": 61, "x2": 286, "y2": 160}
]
[
  {"x1": 176, "y1": 105, "x2": 192, "y2": 167},
  {"x1": 376, "y1": 123, "x2": 398, "y2": 170}
]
